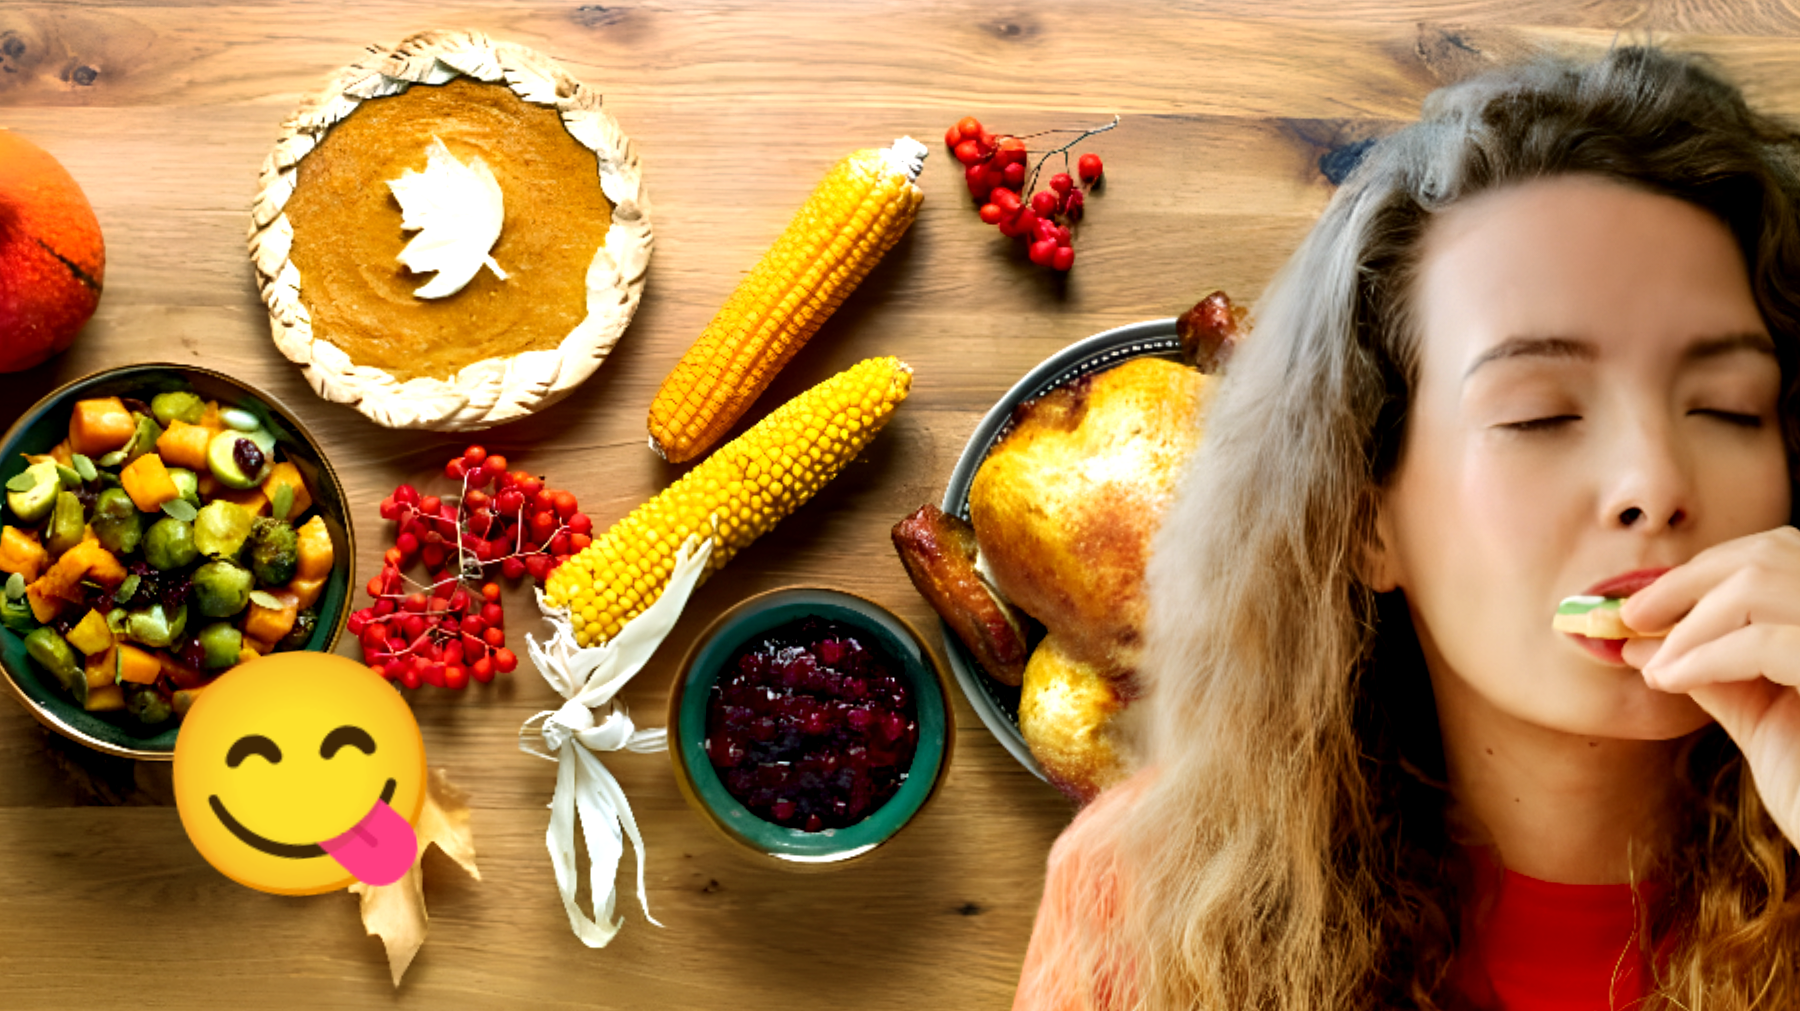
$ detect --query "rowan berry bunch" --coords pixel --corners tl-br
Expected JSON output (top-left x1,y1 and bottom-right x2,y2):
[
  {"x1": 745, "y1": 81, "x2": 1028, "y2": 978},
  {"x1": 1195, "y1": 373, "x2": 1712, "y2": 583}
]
[
  {"x1": 347, "y1": 445, "x2": 596, "y2": 690},
  {"x1": 945, "y1": 114, "x2": 1115, "y2": 271}
]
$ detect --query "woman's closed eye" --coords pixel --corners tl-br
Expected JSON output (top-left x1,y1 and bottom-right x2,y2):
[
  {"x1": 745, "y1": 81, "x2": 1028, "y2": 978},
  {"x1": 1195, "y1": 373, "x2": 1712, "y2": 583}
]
[
  {"x1": 1498, "y1": 414, "x2": 1580, "y2": 432},
  {"x1": 1690, "y1": 407, "x2": 1763, "y2": 428}
]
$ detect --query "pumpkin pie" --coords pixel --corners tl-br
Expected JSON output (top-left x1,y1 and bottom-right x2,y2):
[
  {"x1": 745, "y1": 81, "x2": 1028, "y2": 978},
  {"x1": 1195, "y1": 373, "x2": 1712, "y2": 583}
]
[{"x1": 248, "y1": 30, "x2": 652, "y2": 430}]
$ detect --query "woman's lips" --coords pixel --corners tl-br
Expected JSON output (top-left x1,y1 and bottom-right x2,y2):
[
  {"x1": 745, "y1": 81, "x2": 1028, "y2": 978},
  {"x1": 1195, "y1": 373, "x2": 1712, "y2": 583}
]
[
  {"x1": 1570, "y1": 632, "x2": 1628, "y2": 666},
  {"x1": 1582, "y1": 566, "x2": 1671, "y2": 599},
  {"x1": 1561, "y1": 567, "x2": 1671, "y2": 666}
]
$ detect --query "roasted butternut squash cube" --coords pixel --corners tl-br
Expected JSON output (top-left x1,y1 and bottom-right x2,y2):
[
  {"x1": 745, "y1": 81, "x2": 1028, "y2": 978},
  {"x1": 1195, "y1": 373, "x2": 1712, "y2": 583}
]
[
  {"x1": 37, "y1": 538, "x2": 127, "y2": 603},
  {"x1": 84, "y1": 647, "x2": 115, "y2": 689},
  {"x1": 115, "y1": 643, "x2": 163, "y2": 685},
  {"x1": 83, "y1": 683, "x2": 125, "y2": 712},
  {"x1": 287, "y1": 576, "x2": 325, "y2": 611},
  {"x1": 261, "y1": 462, "x2": 312, "y2": 523},
  {"x1": 160, "y1": 652, "x2": 207, "y2": 691},
  {"x1": 34, "y1": 538, "x2": 126, "y2": 611},
  {"x1": 120, "y1": 454, "x2": 181, "y2": 512},
  {"x1": 66, "y1": 608, "x2": 114, "y2": 655},
  {"x1": 0, "y1": 526, "x2": 49, "y2": 583},
  {"x1": 69, "y1": 398, "x2": 135, "y2": 457},
  {"x1": 155, "y1": 420, "x2": 213, "y2": 472},
  {"x1": 244, "y1": 589, "x2": 299, "y2": 644},
  {"x1": 294, "y1": 516, "x2": 334, "y2": 582},
  {"x1": 25, "y1": 580, "x2": 63, "y2": 623},
  {"x1": 214, "y1": 485, "x2": 269, "y2": 517}
]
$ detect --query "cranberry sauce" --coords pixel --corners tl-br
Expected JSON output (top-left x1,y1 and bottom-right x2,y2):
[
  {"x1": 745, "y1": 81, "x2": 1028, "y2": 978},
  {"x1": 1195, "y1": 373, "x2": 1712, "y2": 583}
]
[{"x1": 704, "y1": 617, "x2": 919, "y2": 833}]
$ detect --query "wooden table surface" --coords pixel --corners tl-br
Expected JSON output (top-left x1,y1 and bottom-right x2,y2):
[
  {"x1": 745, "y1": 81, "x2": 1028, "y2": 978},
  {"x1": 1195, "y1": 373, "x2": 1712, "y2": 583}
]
[{"x1": 4, "y1": 2, "x2": 1799, "y2": 1008}]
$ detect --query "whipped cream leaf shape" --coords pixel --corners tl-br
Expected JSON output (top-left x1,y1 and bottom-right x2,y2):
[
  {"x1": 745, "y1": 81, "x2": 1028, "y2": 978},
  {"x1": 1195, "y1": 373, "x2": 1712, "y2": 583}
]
[{"x1": 387, "y1": 136, "x2": 509, "y2": 298}]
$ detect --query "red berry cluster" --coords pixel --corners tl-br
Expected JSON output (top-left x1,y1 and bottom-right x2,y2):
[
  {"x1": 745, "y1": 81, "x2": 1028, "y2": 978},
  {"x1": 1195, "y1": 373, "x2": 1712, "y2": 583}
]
[
  {"x1": 945, "y1": 115, "x2": 1112, "y2": 272},
  {"x1": 347, "y1": 445, "x2": 597, "y2": 690}
]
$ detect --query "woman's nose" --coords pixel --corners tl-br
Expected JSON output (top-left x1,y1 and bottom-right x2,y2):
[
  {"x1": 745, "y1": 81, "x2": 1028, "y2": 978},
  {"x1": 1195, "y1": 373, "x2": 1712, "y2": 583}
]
[{"x1": 1599, "y1": 414, "x2": 1692, "y2": 531}]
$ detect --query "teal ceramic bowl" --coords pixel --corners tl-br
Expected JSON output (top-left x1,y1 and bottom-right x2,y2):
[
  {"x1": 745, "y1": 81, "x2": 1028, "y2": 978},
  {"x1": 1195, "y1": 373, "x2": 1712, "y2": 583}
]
[
  {"x1": 0, "y1": 364, "x2": 355, "y2": 760},
  {"x1": 668, "y1": 587, "x2": 953, "y2": 865}
]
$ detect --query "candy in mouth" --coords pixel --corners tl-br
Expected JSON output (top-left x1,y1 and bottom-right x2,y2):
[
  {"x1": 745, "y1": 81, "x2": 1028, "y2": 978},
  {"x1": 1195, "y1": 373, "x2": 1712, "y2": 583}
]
[{"x1": 1551, "y1": 595, "x2": 1664, "y2": 641}]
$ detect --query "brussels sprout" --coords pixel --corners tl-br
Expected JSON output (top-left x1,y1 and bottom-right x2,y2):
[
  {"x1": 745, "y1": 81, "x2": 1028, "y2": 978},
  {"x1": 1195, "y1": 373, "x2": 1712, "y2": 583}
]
[
  {"x1": 246, "y1": 518, "x2": 298, "y2": 587},
  {"x1": 45, "y1": 491, "x2": 86, "y2": 557},
  {"x1": 207, "y1": 432, "x2": 269, "y2": 490},
  {"x1": 23, "y1": 627, "x2": 80, "y2": 694},
  {"x1": 281, "y1": 608, "x2": 318, "y2": 650},
  {"x1": 126, "y1": 602, "x2": 187, "y2": 648},
  {"x1": 6, "y1": 460, "x2": 61, "y2": 523},
  {"x1": 192, "y1": 560, "x2": 253, "y2": 617},
  {"x1": 125, "y1": 684, "x2": 174, "y2": 725},
  {"x1": 144, "y1": 517, "x2": 199, "y2": 571},
  {"x1": 197, "y1": 621, "x2": 243, "y2": 669},
  {"x1": 91, "y1": 487, "x2": 144, "y2": 555},
  {"x1": 193, "y1": 500, "x2": 252, "y2": 559},
  {"x1": 168, "y1": 467, "x2": 199, "y2": 507},
  {"x1": 150, "y1": 391, "x2": 205, "y2": 427}
]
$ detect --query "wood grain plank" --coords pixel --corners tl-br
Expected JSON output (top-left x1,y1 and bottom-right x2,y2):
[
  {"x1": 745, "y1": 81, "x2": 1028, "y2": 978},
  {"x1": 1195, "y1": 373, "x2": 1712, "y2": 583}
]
[{"x1": 5, "y1": 3, "x2": 1800, "y2": 1008}]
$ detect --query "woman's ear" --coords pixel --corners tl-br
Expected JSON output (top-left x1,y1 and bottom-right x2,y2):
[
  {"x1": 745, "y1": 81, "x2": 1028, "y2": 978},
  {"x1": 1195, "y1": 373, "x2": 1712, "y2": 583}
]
[{"x1": 1360, "y1": 494, "x2": 1402, "y2": 593}]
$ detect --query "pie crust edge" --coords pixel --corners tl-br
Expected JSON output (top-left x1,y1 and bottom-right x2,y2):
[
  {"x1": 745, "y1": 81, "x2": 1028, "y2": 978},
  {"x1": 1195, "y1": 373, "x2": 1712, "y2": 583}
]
[{"x1": 246, "y1": 28, "x2": 653, "y2": 431}]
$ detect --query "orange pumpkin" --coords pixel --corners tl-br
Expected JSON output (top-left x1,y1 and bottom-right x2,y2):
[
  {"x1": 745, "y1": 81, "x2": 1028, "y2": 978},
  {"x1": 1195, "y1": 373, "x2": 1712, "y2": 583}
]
[{"x1": 0, "y1": 130, "x2": 104, "y2": 372}]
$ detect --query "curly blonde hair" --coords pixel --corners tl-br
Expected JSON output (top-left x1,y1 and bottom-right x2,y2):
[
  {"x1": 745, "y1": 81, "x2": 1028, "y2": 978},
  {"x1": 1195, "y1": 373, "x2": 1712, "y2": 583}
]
[{"x1": 1039, "y1": 46, "x2": 1800, "y2": 1010}]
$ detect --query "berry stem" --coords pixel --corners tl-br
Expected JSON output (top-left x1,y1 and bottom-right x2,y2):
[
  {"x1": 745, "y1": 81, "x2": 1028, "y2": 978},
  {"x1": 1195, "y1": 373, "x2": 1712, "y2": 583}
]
[{"x1": 1024, "y1": 114, "x2": 1119, "y2": 197}]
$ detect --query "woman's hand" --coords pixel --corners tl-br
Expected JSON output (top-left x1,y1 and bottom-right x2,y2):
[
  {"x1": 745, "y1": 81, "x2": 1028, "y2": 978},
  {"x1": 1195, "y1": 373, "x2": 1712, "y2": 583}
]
[{"x1": 1620, "y1": 527, "x2": 1800, "y2": 851}]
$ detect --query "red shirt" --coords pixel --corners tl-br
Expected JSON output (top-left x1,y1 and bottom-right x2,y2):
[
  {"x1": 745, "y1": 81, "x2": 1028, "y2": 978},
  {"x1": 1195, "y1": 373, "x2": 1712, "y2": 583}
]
[{"x1": 1449, "y1": 848, "x2": 1665, "y2": 1011}]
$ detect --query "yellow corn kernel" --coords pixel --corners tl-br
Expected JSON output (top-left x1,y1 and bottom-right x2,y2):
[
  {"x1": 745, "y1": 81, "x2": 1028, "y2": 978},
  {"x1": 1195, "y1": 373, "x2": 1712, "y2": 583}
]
[
  {"x1": 646, "y1": 139, "x2": 926, "y2": 464},
  {"x1": 550, "y1": 357, "x2": 913, "y2": 646}
]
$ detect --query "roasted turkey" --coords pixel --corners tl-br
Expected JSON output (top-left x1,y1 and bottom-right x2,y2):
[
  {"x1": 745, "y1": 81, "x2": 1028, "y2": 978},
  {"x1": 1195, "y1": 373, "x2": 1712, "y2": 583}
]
[{"x1": 894, "y1": 292, "x2": 1243, "y2": 803}]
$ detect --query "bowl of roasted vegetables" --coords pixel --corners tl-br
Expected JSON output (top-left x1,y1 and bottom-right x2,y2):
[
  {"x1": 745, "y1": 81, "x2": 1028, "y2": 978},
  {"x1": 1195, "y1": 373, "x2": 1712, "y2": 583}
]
[{"x1": 0, "y1": 364, "x2": 353, "y2": 759}]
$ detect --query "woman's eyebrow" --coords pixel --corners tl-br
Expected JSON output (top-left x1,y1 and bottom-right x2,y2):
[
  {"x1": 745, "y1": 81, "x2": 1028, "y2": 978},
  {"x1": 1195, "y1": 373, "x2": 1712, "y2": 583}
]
[
  {"x1": 1681, "y1": 330, "x2": 1777, "y2": 364},
  {"x1": 1462, "y1": 331, "x2": 1776, "y2": 384},
  {"x1": 1462, "y1": 336, "x2": 1592, "y2": 383}
]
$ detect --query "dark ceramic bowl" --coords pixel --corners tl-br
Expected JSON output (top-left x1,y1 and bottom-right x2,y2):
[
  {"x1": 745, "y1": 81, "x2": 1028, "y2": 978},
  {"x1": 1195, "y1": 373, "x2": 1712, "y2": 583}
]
[
  {"x1": 668, "y1": 587, "x2": 953, "y2": 865},
  {"x1": 0, "y1": 364, "x2": 354, "y2": 760}
]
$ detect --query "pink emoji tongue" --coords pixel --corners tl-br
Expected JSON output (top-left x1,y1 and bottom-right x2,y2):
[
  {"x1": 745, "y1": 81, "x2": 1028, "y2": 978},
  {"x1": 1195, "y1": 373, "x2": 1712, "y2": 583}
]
[{"x1": 319, "y1": 799, "x2": 418, "y2": 887}]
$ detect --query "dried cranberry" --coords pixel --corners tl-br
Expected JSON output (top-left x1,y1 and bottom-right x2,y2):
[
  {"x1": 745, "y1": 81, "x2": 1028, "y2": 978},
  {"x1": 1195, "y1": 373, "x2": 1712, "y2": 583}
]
[
  {"x1": 232, "y1": 437, "x2": 265, "y2": 477},
  {"x1": 178, "y1": 637, "x2": 208, "y2": 671}
]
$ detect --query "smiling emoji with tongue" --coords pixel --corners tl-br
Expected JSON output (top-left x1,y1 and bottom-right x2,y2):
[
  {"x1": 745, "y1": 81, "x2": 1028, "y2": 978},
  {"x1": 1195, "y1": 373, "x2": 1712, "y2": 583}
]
[{"x1": 173, "y1": 652, "x2": 425, "y2": 895}]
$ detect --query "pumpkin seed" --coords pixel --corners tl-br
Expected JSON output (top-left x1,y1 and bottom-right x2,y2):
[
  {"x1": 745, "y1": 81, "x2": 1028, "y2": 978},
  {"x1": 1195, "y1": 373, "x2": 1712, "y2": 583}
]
[{"x1": 221, "y1": 408, "x2": 260, "y2": 432}]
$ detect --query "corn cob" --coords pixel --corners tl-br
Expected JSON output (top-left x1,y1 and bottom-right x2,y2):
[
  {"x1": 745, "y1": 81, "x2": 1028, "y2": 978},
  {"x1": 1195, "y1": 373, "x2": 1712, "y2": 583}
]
[
  {"x1": 550, "y1": 356, "x2": 913, "y2": 646},
  {"x1": 646, "y1": 138, "x2": 927, "y2": 464}
]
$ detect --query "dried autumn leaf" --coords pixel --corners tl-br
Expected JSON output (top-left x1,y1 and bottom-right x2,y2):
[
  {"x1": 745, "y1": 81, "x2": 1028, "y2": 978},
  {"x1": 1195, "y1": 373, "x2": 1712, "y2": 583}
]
[
  {"x1": 386, "y1": 137, "x2": 509, "y2": 299},
  {"x1": 347, "y1": 767, "x2": 480, "y2": 986}
]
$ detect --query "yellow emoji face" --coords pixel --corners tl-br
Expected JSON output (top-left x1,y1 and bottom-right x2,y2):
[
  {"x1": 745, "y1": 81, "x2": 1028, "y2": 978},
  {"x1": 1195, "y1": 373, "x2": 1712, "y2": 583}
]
[{"x1": 173, "y1": 652, "x2": 426, "y2": 895}]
